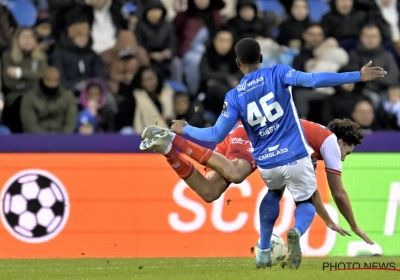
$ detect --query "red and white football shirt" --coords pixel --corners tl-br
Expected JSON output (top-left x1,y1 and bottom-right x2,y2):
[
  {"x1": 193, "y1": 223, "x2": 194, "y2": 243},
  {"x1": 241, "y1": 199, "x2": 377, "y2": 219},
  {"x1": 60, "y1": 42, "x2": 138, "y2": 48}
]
[{"x1": 301, "y1": 120, "x2": 342, "y2": 175}]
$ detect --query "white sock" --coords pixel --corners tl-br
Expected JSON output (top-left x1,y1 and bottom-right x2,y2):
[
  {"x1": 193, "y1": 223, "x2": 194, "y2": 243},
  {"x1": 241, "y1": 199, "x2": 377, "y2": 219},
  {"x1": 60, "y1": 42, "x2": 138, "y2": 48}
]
[
  {"x1": 170, "y1": 132, "x2": 176, "y2": 141},
  {"x1": 260, "y1": 248, "x2": 271, "y2": 252},
  {"x1": 163, "y1": 143, "x2": 172, "y2": 155}
]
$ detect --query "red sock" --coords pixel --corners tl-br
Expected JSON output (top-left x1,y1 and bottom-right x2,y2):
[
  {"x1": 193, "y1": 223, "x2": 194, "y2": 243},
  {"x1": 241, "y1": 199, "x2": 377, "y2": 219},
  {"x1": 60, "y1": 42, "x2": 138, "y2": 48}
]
[
  {"x1": 165, "y1": 148, "x2": 195, "y2": 180},
  {"x1": 172, "y1": 135, "x2": 212, "y2": 165}
]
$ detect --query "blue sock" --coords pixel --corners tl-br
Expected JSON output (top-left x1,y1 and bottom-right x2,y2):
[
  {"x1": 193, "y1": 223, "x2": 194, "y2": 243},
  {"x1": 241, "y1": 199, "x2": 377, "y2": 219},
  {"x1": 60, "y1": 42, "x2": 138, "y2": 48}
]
[
  {"x1": 294, "y1": 202, "x2": 316, "y2": 235},
  {"x1": 259, "y1": 191, "x2": 281, "y2": 250}
]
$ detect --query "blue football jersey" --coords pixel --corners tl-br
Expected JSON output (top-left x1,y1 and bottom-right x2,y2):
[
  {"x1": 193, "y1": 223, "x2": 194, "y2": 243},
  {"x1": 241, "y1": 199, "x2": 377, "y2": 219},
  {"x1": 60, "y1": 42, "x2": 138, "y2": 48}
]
[{"x1": 221, "y1": 64, "x2": 313, "y2": 169}]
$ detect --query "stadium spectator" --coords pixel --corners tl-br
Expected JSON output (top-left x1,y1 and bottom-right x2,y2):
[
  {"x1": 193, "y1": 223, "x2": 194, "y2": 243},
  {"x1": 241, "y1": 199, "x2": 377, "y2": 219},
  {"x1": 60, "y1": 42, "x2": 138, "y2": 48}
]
[
  {"x1": 121, "y1": 2, "x2": 139, "y2": 32},
  {"x1": 174, "y1": 0, "x2": 225, "y2": 95},
  {"x1": 277, "y1": 0, "x2": 310, "y2": 49},
  {"x1": 0, "y1": 70, "x2": 11, "y2": 134},
  {"x1": 351, "y1": 99, "x2": 380, "y2": 132},
  {"x1": 347, "y1": 24, "x2": 400, "y2": 104},
  {"x1": 85, "y1": 0, "x2": 128, "y2": 55},
  {"x1": 76, "y1": 78, "x2": 116, "y2": 133},
  {"x1": 292, "y1": 23, "x2": 349, "y2": 118},
  {"x1": 1, "y1": 27, "x2": 47, "y2": 94},
  {"x1": 375, "y1": 0, "x2": 400, "y2": 45},
  {"x1": 322, "y1": 0, "x2": 366, "y2": 43},
  {"x1": 101, "y1": 30, "x2": 148, "y2": 94},
  {"x1": 354, "y1": 0, "x2": 392, "y2": 42},
  {"x1": 51, "y1": 21, "x2": 106, "y2": 94},
  {"x1": 0, "y1": 5, "x2": 16, "y2": 53},
  {"x1": 115, "y1": 66, "x2": 174, "y2": 134},
  {"x1": 320, "y1": 83, "x2": 366, "y2": 125},
  {"x1": 227, "y1": 0, "x2": 271, "y2": 41},
  {"x1": 35, "y1": 15, "x2": 54, "y2": 55},
  {"x1": 32, "y1": 0, "x2": 49, "y2": 12},
  {"x1": 20, "y1": 67, "x2": 77, "y2": 133},
  {"x1": 382, "y1": 85, "x2": 400, "y2": 128},
  {"x1": 199, "y1": 26, "x2": 241, "y2": 119},
  {"x1": 174, "y1": 91, "x2": 206, "y2": 128},
  {"x1": 136, "y1": 0, "x2": 176, "y2": 79},
  {"x1": 1, "y1": 27, "x2": 48, "y2": 133}
]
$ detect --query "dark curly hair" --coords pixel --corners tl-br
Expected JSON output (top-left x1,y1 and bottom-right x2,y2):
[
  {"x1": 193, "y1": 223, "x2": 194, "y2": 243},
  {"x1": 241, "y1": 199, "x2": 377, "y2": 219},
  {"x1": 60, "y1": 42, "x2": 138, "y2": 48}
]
[
  {"x1": 235, "y1": 38, "x2": 261, "y2": 64},
  {"x1": 327, "y1": 118, "x2": 364, "y2": 146}
]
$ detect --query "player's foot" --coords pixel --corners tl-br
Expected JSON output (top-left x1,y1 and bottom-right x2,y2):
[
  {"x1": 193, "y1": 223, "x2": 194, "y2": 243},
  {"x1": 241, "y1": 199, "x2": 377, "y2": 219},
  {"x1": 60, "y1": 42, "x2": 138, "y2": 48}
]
[
  {"x1": 254, "y1": 241, "x2": 272, "y2": 269},
  {"x1": 139, "y1": 138, "x2": 153, "y2": 151},
  {"x1": 141, "y1": 125, "x2": 170, "y2": 139},
  {"x1": 139, "y1": 132, "x2": 173, "y2": 154},
  {"x1": 285, "y1": 228, "x2": 302, "y2": 269}
]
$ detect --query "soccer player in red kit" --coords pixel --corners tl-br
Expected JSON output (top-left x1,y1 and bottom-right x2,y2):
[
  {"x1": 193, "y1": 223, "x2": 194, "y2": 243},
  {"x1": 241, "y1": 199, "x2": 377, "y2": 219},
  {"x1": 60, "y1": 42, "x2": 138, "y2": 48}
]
[{"x1": 140, "y1": 119, "x2": 372, "y2": 243}]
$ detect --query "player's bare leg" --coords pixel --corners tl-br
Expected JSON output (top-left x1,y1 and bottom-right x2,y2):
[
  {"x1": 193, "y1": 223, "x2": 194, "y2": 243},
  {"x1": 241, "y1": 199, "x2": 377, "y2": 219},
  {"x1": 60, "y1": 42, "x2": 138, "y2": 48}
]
[
  {"x1": 141, "y1": 126, "x2": 252, "y2": 184},
  {"x1": 140, "y1": 129, "x2": 250, "y2": 202},
  {"x1": 141, "y1": 137, "x2": 229, "y2": 202}
]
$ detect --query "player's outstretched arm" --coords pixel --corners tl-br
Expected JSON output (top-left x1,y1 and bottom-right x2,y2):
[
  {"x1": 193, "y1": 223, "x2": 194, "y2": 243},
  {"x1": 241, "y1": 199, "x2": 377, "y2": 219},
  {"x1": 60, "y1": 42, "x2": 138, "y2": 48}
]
[
  {"x1": 171, "y1": 90, "x2": 239, "y2": 143},
  {"x1": 285, "y1": 61, "x2": 386, "y2": 88},
  {"x1": 314, "y1": 189, "x2": 351, "y2": 237},
  {"x1": 171, "y1": 117, "x2": 236, "y2": 143},
  {"x1": 327, "y1": 172, "x2": 374, "y2": 244}
]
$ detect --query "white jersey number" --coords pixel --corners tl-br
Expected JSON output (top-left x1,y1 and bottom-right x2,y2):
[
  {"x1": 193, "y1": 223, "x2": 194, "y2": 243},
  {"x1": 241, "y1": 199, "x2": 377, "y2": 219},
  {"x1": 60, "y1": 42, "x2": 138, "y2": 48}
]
[{"x1": 247, "y1": 92, "x2": 284, "y2": 127}]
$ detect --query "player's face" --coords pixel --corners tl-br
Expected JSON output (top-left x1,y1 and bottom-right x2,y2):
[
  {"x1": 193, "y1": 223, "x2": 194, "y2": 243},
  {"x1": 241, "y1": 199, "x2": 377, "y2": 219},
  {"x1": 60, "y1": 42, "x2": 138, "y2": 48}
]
[
  {"x1": 291, "y1": 0, "x2": 308, "y2": 21},
  {"x1": 338, "y1": 139, "x2": 354, "y2": 161},
  {"x1": 336, "y1": 0, "x2": 353, "y2": 15}
]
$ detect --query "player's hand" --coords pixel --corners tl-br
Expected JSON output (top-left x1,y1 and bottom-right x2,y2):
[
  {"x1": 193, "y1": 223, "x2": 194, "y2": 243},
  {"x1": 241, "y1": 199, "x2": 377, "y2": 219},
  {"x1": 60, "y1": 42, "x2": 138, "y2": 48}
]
[
  {"x1": 171, "y1": 120, "x2": 188, "y2": 134},
  {"x1": 327, "y1": 222, "x2": 351, "y2": 237},
  {"x1": 360, "y1": 61, "x2": 387, "y2": 82},
  {"x1": 351, "y1": 225, "x2": 374, "y2": 245}
]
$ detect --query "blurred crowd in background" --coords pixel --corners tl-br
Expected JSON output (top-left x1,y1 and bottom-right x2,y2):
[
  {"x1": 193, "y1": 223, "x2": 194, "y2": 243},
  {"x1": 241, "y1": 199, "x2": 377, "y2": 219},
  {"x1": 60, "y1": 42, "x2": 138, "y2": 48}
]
[{"x1": 0, "y1": 0, "x2": 400, "y2": 135}]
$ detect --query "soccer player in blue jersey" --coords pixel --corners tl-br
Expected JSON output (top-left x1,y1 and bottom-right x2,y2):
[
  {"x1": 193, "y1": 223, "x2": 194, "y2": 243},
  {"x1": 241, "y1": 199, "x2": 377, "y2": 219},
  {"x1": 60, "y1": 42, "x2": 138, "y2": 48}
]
[{"x1": 154, "y1": 38, "x2": 385, "y2": 269}]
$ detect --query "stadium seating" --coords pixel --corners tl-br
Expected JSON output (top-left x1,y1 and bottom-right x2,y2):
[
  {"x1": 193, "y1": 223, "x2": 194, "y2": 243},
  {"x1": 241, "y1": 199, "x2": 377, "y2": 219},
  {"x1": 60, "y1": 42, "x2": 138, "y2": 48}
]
[
  {"x1": 257, "y1": 0, "x2": 286, "y2": 19},
  {"x1": 5, "y1": 0, "x2": 38, "y2": 27},
  {"x1": 307, "y1": 0, "x2": 330, "y2": 22}
]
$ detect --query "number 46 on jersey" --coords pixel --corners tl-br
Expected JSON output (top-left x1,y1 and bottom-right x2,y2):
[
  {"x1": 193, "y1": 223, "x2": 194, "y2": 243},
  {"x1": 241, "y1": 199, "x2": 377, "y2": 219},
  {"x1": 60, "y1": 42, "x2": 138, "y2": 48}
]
[{"x1": 247, "y1": 92, "x2": 284, "y2": 127}]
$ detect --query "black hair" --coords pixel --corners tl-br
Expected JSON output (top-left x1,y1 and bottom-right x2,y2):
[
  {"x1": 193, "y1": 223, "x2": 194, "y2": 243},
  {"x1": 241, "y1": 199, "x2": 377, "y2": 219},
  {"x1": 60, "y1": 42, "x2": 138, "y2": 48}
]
[
  {"x1": 234, "y1": 38, "x2": 261, "y2": 64},
  {"x1": 327, "y1": 118, "x2": 364, "y2": 146},
  {"x1": 361, "y1": 23, "x2": 381, "y2": 35},
  {"x1": 305, "y1": 22, "x2": 323, "y2": 31},
  {"x1": 132, "y1": 65, "x2": 164, "y2": 94}
]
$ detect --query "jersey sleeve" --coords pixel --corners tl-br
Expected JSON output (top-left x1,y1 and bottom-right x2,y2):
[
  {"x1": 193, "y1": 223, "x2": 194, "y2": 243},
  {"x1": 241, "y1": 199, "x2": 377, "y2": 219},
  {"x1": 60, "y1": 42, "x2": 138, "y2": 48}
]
[
  {"x1": 220, "y1": 90, "x2": 240, "y2": 126},
  {"x1": 274, "y1": 64, "x2": 361, "y2": 88},
  {"x1": 320, "y1": 134, "x2": 342, "y2": 175},
  {"x1": 274, "y1": 64, "x2": 301, "y2": 86},
  {"x1": 182, "y1": 91, "x2": 239, "y2": 143}
]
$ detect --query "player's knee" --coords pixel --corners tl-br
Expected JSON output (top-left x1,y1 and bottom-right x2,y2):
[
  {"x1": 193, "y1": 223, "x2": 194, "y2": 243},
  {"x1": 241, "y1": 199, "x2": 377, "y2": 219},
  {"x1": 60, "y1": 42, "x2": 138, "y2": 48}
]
[
  {"x1": 202, "y1": 192, "x2": 221, "y2": 203},
  {"x1": 226, "y1": 171, "x2": 246, "y2": 184}
]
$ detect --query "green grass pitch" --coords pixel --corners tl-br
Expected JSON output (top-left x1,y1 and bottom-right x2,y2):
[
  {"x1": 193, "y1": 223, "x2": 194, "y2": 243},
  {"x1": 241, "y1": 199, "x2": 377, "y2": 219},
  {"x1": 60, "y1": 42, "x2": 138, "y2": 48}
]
[{"x1": 0, "y1": 257, "x2": 399, "y2": 280}]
